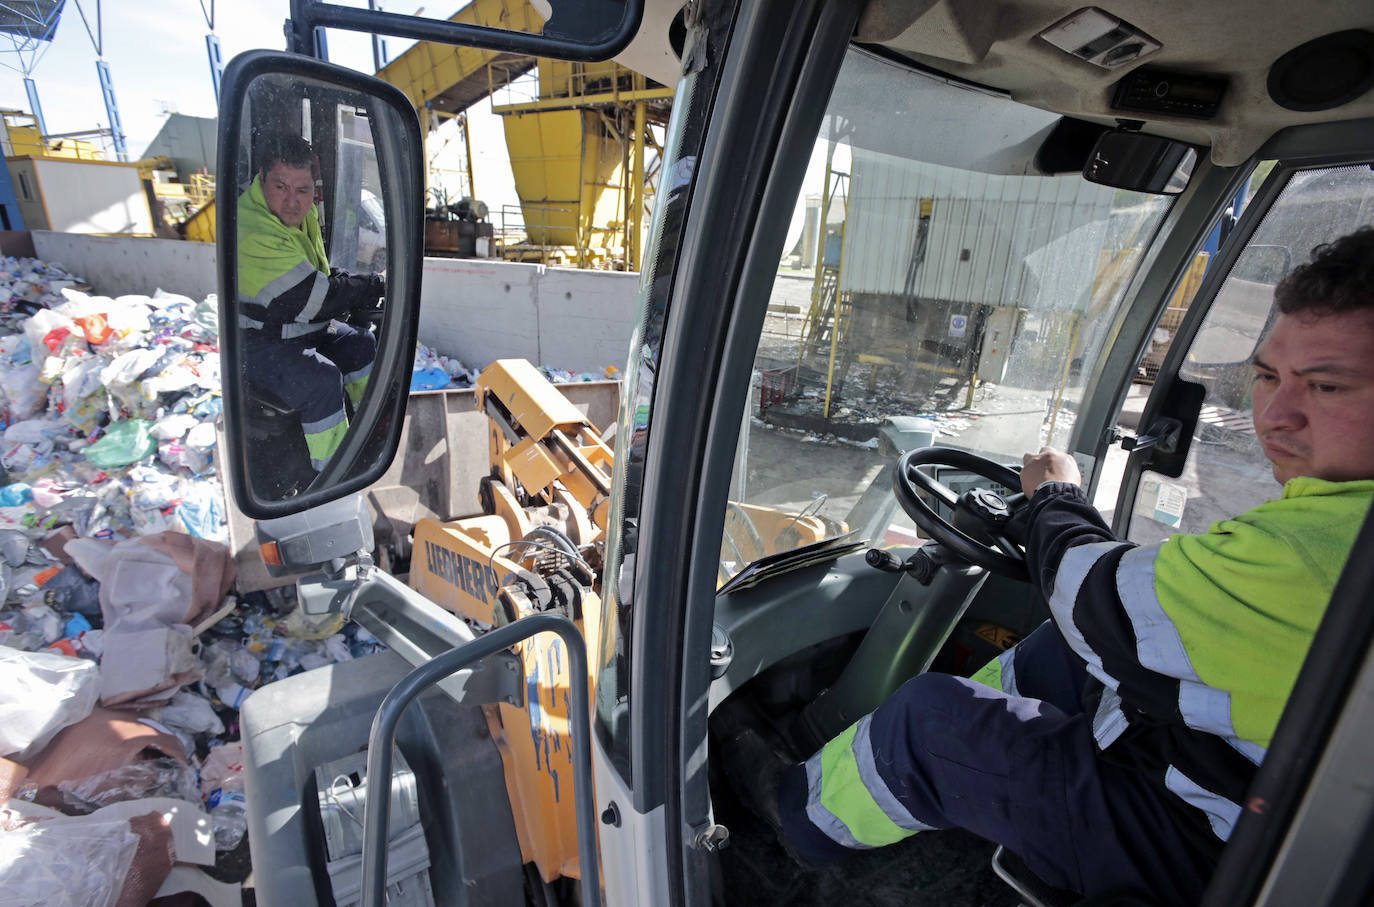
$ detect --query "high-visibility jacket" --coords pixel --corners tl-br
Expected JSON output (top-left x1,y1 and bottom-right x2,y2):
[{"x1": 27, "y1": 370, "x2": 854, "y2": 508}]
[
  {"x1": 236, "y1": 175, "x2": 382, "y2": 341},
  {"x1": 976, "y1": 476, "x2": 1374, "y2": 849}
]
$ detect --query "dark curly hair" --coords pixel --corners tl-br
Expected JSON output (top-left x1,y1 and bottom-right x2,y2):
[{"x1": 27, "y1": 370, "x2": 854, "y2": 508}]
[
  {"x1": 1273, "y1": 226, "x2": 1374, "y2": 316},
  {"x1": 257, "y1": 132, "x2": 313, "y2": 175}
]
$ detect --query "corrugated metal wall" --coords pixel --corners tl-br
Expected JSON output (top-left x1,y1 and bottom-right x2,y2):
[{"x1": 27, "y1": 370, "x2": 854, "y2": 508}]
[{"x1": 840, "y1": 152, "x2": 1122, "y2": 314}]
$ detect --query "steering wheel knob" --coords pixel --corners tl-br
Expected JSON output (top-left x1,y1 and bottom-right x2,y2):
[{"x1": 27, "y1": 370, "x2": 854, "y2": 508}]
[{"x1": 960, "y1": 487, "x2": 1012, "y2": 526}]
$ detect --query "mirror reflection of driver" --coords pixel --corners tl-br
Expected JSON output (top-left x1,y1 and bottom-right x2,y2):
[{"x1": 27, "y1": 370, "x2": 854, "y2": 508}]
[
  {"x1": 236, "y1": 132, "x2": 384, "y2": 474},
  {"x1": 731, "y1": 228, "x2": 1374, "y2": 903}
]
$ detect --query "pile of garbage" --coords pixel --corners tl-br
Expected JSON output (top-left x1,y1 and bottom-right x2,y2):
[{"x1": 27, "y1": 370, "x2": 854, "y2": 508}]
[
  {"x1": 411, "y1": 341, "x2": 620, "y2": 391},
  {"x1": 0, "y1": 527, "x2": 384, "y2": 903},
  {"x1": 0, "y1": 258, "x2": 226, "y2": 543},
  {"x1": 0, "y1": 257, "x2": 380, "y2": 905}
]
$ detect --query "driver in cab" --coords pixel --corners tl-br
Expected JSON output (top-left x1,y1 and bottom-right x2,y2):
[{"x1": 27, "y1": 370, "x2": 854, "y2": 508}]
[
  {"x1": 754, "y1": 227, "x2": 1374, "y2": 903},
  {"x1": 237, "y1": 132, "x2": 385, "y2": 474}
]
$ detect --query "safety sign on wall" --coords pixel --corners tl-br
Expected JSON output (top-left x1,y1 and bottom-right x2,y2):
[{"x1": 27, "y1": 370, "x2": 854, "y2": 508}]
[{"x1": 948, "y1": 314, "x2": 967, "y2": 338}]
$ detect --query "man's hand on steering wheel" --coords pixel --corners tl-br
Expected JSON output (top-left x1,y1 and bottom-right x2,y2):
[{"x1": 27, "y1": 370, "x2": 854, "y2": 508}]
[{"x1": 1020, "y1": 447, "x2": 1081, "y2": 496}]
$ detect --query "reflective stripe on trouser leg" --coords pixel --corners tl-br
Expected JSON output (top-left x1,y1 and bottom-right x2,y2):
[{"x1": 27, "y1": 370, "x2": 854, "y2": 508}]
[
  {"x1": 970, "y1": 643, "x2": 1018, "y2": 694},
  {"x1": 344, "y1": 368, "x2": 370, "y2": 407},
  {"x1": 303, "y1": 408, "x2": 349, "y2": 470},
  {"x1": 804, "y1": 713, "x2": 937, "y2": 850}
]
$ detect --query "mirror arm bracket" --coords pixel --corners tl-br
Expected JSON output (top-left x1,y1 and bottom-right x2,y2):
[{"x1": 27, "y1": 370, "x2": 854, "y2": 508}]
[{"x1": 1107, "y1": 416, "x2": 1183, "y2": 454}]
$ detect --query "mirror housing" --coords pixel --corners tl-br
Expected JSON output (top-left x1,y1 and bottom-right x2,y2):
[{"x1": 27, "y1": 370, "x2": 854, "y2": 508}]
[
  {"x1": 284, "y1": 0, "x2": 645, "y2": 60},
  {"x1": 217, "y1": 50, "x2": 422, "y2": 519},
  {"x1": 255, "y1": 494, "x2": 373, "y2": 578},
  {"x1": 1083, "y1": 129, "x2": 1198, "y2": 195}
]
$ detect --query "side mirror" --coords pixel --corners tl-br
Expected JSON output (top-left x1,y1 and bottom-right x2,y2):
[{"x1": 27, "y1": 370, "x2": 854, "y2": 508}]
[
  {"x1": 1083, "y1": 130, "x2": 1198, "y2": 195},
  {"x1": 217, "y1": 51, "x2": 422, "y2": 519}
]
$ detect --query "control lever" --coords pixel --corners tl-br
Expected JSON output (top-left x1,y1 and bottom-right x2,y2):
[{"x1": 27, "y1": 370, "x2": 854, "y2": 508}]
[{"x1": 865, "y1": 544, "x2": 953, "y2": 586}]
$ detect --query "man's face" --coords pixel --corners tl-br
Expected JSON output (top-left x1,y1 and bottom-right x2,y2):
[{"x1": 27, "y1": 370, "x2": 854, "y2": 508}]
[
  {"x1": 1251, "y1": 307, "x2": 1374, "y2": 484},
  {"x1": 261, "y1": 161, "x2": 314, "y2": 229}
]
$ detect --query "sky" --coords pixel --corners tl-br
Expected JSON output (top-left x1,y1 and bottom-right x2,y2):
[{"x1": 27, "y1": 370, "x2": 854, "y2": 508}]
[{"x1": 0, "y1": 0, "x2": 520, "y2": 211}]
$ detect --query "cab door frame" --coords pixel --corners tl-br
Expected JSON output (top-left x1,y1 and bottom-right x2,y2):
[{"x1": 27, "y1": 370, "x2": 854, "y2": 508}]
[
  {"x1": 600, "y1": 0, "x2": 864, "y2": 903},
  {"x1": 1107, "y1": 119, "x2": 1374, "y2": 530}
]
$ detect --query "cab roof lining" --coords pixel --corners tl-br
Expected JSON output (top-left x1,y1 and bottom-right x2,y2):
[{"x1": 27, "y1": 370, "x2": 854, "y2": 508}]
[{"x1": 858, "y1": 0, "x2": 1374, "y2": 166}]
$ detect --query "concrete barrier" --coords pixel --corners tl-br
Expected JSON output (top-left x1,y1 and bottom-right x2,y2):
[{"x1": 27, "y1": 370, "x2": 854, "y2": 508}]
[
  {"x1": 29, "y1": 232, "x2": 640, "y2": 372},
  {"x1": 418, "y1": 257, "x2": 640, "y2": 373},
  {"x1": 33, "y1": 232, "x2": 218, "y2": 299}
]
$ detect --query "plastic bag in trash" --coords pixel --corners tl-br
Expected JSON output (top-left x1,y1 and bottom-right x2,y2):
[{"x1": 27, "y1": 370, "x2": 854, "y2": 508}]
[
  {"x1": 154, "y1": 690, "x2": 224, "y2": 738},
  {"x1": 0, "y1": 646, "x2": 101, "y2": 759},
  {"x1": 84, "y1": 419, "x2": 157, "y2": 468},
  {"x1": 100, "y1": 347, "x2": 164, "y2": 388},
  {"x1": 0, "y1": 527, "x2": 29, "y2": 566},
  {"x1": 176, "y1": 481, "x2": 226, "y2": 541},
  {"x1": 51, "y1": 754, "x2": 201, "y2": 814},
  {"x1": 126, "y1": 464, "x2": 183, "y2": 511},
  {"x1": 149, "y1": 412, "x2": 198, "y2": 441},
  {"x1": 0, "y1": 813, "x2": 140, "y2": 907},
  {"x1": 0, "y1": 359, "x2": 46, "y2": 421},
  {"x1": 0, "y1": 482, "x2": 30, "y2": 506},
  {"x1": 410, "y1": 365, "x2": 452, "y2": 391}
]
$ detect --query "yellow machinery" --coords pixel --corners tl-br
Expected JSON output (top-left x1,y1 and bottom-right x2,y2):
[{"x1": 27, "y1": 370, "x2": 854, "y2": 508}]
[
  {"x1": 376, "y1": 0, "x2": 673, "y2": 269},
  {"x1": 0, "y1": 111, "x2": 104, "y2": 160},
  {"x1": 408, "y1": 358, "x2": 834, "y2": 881}
]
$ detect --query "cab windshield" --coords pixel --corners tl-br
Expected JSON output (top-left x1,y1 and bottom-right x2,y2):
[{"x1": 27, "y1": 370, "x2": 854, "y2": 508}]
[{"x1": 719, "y1": 48, "x2": 1173, "y2": 581}]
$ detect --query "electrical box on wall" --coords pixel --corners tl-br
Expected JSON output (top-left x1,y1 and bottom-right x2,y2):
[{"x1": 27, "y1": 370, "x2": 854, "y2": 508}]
[{"x1": 977, "y1": 305, "x2": 1020, "y2": 384}]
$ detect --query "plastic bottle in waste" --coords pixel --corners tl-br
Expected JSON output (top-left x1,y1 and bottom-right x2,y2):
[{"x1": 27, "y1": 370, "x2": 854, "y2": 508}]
[{"x1": 208, "y1": 777, "x2": 248, "y2": 851}]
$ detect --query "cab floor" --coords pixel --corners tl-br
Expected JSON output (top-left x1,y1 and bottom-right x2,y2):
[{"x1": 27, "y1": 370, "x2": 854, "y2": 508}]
[{"x1": 711, "y1": 784, "x2": 1018, "y2": 907}]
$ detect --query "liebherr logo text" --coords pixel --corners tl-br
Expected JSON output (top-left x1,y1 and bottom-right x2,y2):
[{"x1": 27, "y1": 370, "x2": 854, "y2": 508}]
[{"x1": 425, "y1": 541, "x2": 502, "y2": 603}]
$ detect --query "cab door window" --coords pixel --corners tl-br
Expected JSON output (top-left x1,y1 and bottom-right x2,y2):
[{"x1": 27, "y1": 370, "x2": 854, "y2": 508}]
[{"x1": 1127, "y1": 164, "x2": 1374, "y2": 543}]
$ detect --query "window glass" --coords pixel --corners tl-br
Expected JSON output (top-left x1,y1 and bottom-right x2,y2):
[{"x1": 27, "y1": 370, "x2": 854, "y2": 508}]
[
  {"x1": 719, "y1": 49, "x2": 1172, "y2": 580},
  {"x1": 1128, "y1": 164, "x2": 1374, "y2": 543}
]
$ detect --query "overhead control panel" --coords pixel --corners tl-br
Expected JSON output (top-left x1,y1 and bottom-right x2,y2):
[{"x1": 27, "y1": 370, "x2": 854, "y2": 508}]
[{"x1": 1112, "y1": 67, "x2": 1229, "y2": 120}]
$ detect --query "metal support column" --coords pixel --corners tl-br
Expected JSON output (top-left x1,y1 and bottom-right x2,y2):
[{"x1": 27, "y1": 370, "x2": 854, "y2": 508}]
[
  {"x1": 367, "y1": 0, "x2": 388, "y2": 70},
  {"x1": 23, "y1": 79, "x2": 47, "y2": 137},
  {"x1": 630, "y1": 98, "x2": 646, "y2": 271},
  {"x1": 205, "y1": 34, "x2": 224, "y2": 103},
  {"x1": 461, "y1": 112, "x2": 476, "y2": 200},
  {"x1": 95, "y1": 60, "x2": 127, "y2": 161}
]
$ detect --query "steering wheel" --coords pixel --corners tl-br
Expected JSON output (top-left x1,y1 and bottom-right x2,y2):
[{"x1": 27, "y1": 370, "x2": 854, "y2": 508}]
[{"x1": 892, "y1": 446, "x2": 1030, "y2": 581}]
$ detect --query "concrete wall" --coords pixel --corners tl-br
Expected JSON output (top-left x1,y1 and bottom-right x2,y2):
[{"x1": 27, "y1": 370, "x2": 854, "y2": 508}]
[
  {"x1": 26, "y1": 232, "x2": 641, "y2": 371},
  {"x1": 33, "y1": 232, "x2": 218, "y2": 299},
  {"x1": 418, "y1": 257, "x2": 640, "y2": 373}
]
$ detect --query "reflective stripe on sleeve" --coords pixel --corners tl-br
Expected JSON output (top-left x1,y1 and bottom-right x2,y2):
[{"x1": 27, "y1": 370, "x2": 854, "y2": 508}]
[
  {"x1": 1046, "y1": 540, "x2": 1127, "y2": 688},
  {"x1": 1115, "y1": 545, "x2": 1267, "y2": 758},
  {"x1": 280, "y1": 320, "x2": 332, "y2": 339},
  {"x1": 1164, "y1": 765, "x2": 1243, "y2": 840},
  {"x1": 297, "y1": 270, "x2": 331, "y2": 322},
  {"x1": 1091, "y1": 686, "x2": 1129, "y2": 749},
  {"x1": 254, "y1": 260, "x2": 318, "y2": 308}
]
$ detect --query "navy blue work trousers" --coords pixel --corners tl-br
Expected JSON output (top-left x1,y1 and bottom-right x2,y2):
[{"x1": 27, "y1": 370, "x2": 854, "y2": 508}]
[
  {"x1": 777, "y1": 623, "x2": 1216, "y2": 903},
  {"x1": 244, "y1": 321, "x2": 375, "y2": 425}
]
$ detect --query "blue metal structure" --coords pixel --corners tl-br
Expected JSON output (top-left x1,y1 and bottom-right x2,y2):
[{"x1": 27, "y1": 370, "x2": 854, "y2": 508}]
[
  {"x1": 0, "y1": 0, "x2": 67, "y2": 143},
  {"x1": 23, "y1": 77, "x2": 47, "y2": 136},
  {"x1": 95, "y1": 58, "x2": 126, "y2": 161},
  {"x1": 206, "y1": 34, "x2": 224, "y2": 103}
]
